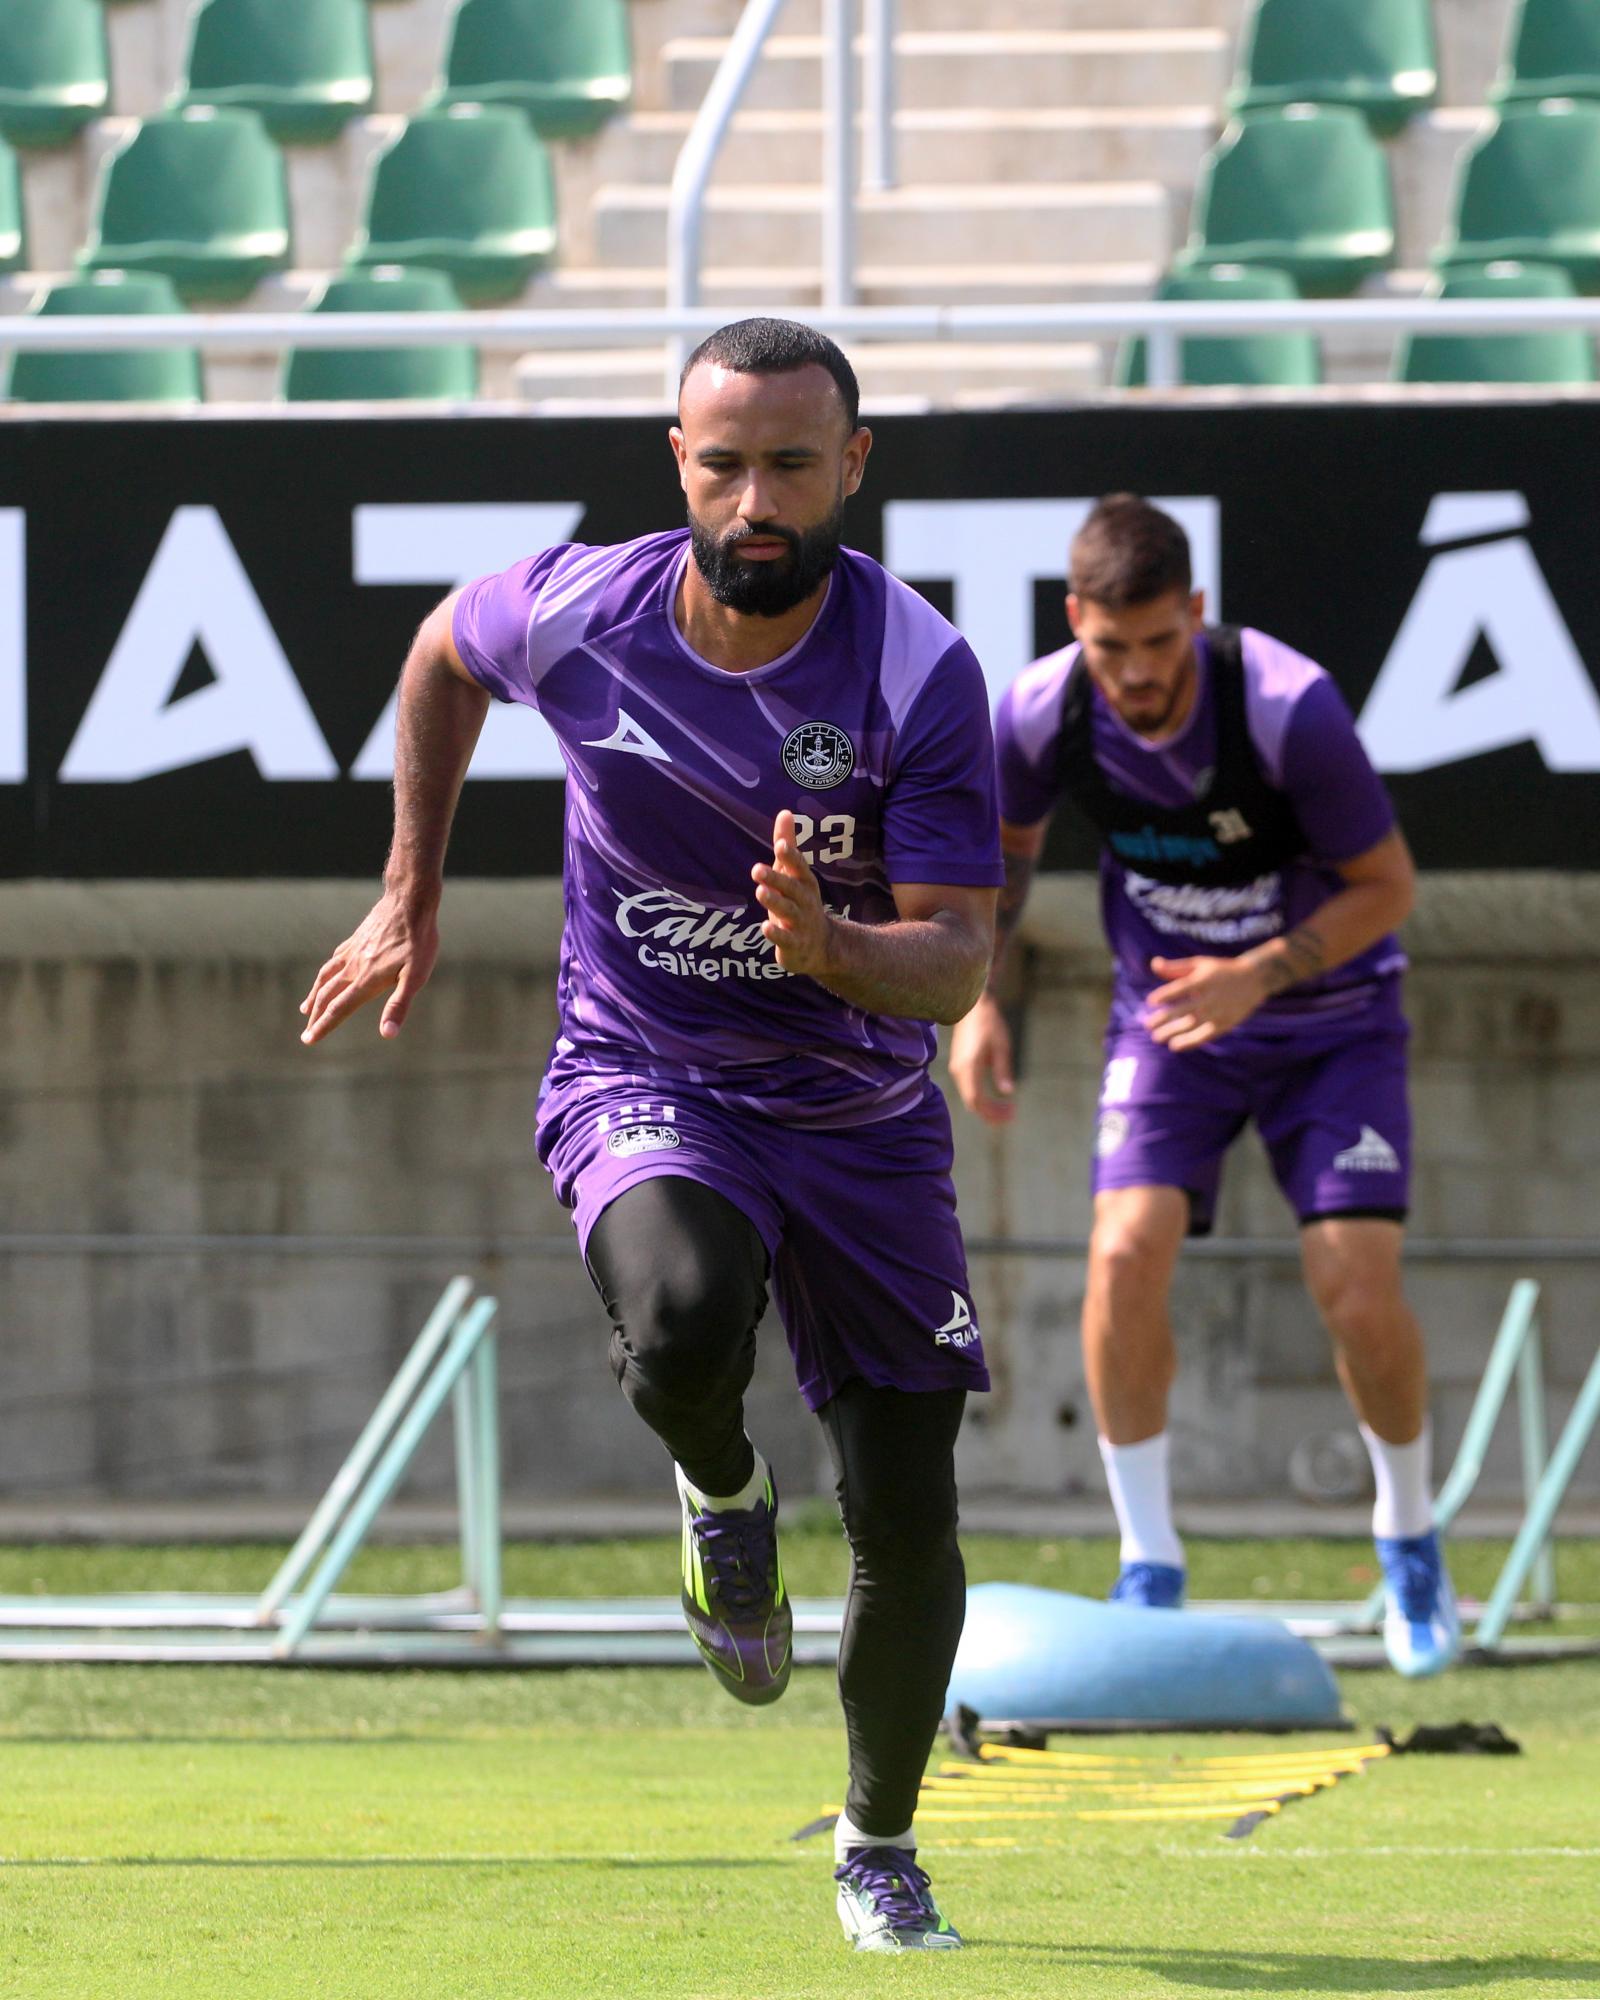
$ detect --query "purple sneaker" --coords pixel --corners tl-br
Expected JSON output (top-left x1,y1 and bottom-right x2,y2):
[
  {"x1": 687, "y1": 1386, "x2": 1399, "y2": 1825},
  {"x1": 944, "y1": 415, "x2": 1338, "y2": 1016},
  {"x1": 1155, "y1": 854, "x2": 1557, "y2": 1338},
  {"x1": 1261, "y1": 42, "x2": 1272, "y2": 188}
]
[
  {"x1": 1110, "y1": 1560, "x2": 1187, "y2": 1609},
  {"x1": 834, "y1": 1847, "x2": 962, "y2": 1952},
  {"x1": 674, "y1": 1462, "x2": 792, "y2": 1705}
]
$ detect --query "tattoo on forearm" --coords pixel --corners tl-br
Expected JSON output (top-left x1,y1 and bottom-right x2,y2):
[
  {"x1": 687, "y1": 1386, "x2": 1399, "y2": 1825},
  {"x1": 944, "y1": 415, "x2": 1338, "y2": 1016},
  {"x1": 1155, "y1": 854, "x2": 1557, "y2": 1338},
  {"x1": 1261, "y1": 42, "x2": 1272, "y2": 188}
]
[
  {"x1": 987, "y1": 850, "x2": 1038, "y2": 988},
  {"x1": 1261, "y1": 923, "x2": 1326, "y2": 995}
]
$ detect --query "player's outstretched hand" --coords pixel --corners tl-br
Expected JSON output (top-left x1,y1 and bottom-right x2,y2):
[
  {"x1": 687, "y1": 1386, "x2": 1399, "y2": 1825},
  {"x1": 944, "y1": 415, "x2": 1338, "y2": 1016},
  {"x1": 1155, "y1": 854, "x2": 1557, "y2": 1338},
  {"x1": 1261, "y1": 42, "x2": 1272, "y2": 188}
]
[
  {"x1": 1144, "y1": 954, "x2": 1266, "y2": 1051},
  {"x1": 949, "y1": 992, "x2": 1017, "y2": 1125},
  {"x1": 752, "y1": 809, "x2": 832, "y2": 979},
  {"x1": 299, "y1": 890, "x2": 440, "y2": 1046}
]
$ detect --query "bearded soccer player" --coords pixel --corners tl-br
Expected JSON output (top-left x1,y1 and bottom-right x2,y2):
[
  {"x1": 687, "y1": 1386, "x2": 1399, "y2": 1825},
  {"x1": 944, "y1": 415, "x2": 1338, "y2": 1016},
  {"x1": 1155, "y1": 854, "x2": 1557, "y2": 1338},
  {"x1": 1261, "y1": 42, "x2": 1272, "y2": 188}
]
[
  {"x1": 300, "y1": 319, "x2": 1001, "y2": 1949},
  {"x1": 949, "y1": 494, "x2": 1459, "y2": 1678}
]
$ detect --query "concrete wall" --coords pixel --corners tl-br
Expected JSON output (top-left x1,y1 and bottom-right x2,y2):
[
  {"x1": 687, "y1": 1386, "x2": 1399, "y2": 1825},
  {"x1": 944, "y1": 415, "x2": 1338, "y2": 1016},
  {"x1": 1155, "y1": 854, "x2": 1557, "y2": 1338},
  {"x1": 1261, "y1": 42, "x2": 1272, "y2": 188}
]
[{"x1": 1, "y1": 875, "x2": 1595, "y2": 1509}]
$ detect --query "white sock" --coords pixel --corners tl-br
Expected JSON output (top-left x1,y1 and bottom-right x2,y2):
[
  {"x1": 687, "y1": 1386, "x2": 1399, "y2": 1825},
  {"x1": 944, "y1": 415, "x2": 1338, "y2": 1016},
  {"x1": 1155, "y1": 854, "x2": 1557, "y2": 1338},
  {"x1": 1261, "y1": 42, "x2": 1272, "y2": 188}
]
[
  {"x1": 834, "y1": 1810, "x2": 915, "y2": 1865},
  {"x1": 1098, "y1": 1432, "x2": 1184, "y2": 1569},
  {"x1": 1360, "y1": 1420, "x2": 1434, "y2": 1540},
  {"x1": 678, "y1": 1443, "x2": 767, "y2": 1514}
]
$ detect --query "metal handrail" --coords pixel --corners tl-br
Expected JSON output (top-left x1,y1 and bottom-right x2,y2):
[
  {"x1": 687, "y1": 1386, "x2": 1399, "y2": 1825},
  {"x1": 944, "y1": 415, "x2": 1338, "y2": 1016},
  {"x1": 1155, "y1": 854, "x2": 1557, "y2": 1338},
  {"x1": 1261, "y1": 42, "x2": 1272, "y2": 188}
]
[
  {"x1": 664, "y1": 0, "x2": 791, "y2": 387},
  {"x1": 863, "y1": 0, "x2": 897, "y2": 194},
  {"x1": 7, "y1": 298, "x2": 1600, "y2": 392},
  {"x1": 823, "y1": 0, "x2": 856, "y2": 311}
]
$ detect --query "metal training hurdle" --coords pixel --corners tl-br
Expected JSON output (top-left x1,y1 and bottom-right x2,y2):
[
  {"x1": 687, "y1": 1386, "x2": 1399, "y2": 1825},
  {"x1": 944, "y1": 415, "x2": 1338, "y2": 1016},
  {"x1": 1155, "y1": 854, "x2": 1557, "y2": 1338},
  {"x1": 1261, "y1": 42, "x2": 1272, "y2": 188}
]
[
  {"x1": 0, "y1": 1279, "x2": 1595, "y2": 1668},
  {"x1": 1213, "y1": 1279, "x2": 1600, "y2": 1667}
]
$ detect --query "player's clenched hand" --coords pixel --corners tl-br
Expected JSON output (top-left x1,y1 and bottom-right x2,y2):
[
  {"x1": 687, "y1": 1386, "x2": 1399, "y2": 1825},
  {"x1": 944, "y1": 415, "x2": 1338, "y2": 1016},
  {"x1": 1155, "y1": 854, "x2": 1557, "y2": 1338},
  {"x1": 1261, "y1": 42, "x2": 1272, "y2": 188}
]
[
  {"x1": 299, "y1": 889, "x2": 440, "y2": 1046},
  {"x1": 752, "y1": 809, "x2": 832, "y2": 978},
  {"x1": 1143, "y1": 954, "x2": 1267, "y2": 1051},
  {"x1": 949, "y1": 993, "x2": 1018, "y2": 1125}
]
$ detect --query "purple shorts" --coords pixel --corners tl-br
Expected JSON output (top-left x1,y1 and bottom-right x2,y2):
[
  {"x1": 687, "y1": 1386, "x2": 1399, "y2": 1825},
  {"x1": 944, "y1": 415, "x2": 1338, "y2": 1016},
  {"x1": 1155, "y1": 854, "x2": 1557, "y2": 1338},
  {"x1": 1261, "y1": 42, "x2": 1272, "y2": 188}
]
[
  {"x1": 538, "y1": 1075, "x2": 989, "y2": 1410},
  {"x1": 1092, "y1": 1015, "x2": 1411, "y2": 1234}
]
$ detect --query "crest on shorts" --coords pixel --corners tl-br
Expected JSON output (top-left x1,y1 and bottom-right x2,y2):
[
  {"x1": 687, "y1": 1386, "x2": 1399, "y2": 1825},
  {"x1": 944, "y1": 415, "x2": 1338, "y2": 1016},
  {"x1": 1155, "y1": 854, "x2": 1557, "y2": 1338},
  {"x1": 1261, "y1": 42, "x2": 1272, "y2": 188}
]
[
  {"x1": 782, "y1": 721, "x2": 854, "y2": 791},
  {"x1": 606, "y1": 1124, "x2": 681, "y2": 1158},
  {"x1": 1096, "y1": 1110, "x2": 1130, "y2": 1158}
]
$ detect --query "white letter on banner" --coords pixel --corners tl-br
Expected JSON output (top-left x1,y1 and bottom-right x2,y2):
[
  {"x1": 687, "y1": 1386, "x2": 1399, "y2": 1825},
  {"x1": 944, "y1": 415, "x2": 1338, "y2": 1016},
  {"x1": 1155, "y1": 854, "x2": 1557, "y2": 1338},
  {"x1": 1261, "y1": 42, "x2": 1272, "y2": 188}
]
[
  {"x1": 882, "y1": 498, "x2": 1222, "y2": 709},
  {"x1": 350, "y1": 503, "x2": 584, "y2": 780},
  {"x1": 60, "y1": 507, "x2": 338, "y2": 782},
  {"x1": 0, "y1": 510, "x2": 22, "y2": 782},
  {"x1": 1359, "y1": 496, "x2": 1600, "y2": 774}
]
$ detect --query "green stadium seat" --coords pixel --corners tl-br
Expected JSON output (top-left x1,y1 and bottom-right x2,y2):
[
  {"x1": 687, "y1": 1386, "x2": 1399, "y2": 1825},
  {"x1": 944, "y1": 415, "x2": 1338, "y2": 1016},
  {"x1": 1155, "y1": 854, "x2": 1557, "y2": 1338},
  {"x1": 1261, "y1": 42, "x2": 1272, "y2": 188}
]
[
  {"x1": 1394, "y1": 259, "x2": 1594, "y2": 384},
  {"x1": 1436, "y1": 101, "x2": 1600, "y2": 292},
  {"x1": 348, "y1": 105, "x2": 556, "y2": 304},
  {"x1": 283, "y1": 266, "x2": 478, "y2": 402},
  {"x1": 5, "y1": 272, "x2": 202, "y2": 404},
  {"x1": 1493, "y1": 0, "x2": 1600, "y2": 107},
  {"x1": 0, "y1": 0, "x2": 110, "y2": 149},
  {"x1": 176, "y1": 0, "x2": 375, "y2": 146},
  {"x1": 0, "y1": 135, "x2": 23, "y2": 272},
  {"x1": 1229, "y1": 0, "x2": 1437, "y2": 136},
  {"x1": 434, "y1": 0, "x2": 632, "y2": 139},
  {"x1": 80, "y1": 107, "x2": 290, "y2": 302},
  {"x1": 1175, "y1": 105, "x2": 1394, "y2": 297},
  {"x1": 1116, "y1": 265, "x2": 1321, "y2": 389}
]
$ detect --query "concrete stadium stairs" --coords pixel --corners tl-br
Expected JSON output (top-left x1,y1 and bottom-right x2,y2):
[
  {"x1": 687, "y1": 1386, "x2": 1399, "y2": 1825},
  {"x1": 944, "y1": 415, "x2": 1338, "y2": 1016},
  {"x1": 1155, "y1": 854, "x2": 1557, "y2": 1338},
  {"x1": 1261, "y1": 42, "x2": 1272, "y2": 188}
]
[{"x1": 0, "y1": 0, "x2": 1525, "y2": 406}]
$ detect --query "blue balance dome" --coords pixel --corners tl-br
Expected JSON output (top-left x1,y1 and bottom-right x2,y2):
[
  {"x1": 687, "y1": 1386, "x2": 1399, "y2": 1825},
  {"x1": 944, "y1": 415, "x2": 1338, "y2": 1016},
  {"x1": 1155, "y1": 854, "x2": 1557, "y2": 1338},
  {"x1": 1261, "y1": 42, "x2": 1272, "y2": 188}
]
[{"x1": 947, "y1": 1583, "x2": 1344, "y2": 1731}]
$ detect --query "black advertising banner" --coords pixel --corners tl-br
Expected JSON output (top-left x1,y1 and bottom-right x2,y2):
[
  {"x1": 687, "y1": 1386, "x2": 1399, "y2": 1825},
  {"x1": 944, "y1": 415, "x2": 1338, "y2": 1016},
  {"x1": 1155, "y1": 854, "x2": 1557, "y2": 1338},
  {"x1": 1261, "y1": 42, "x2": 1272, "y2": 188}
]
[{"x1": 2, "y1": 402, "x2": 1599, "y2": 878}]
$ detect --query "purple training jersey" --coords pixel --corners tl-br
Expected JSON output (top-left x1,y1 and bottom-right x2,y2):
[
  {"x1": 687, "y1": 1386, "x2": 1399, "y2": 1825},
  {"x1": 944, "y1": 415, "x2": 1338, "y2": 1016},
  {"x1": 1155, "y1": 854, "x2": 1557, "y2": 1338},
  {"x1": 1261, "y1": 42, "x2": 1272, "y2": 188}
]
[
  {"x1": 995, "y1": 628, "x2": 1406, "y2": 1042},
  {"x1": 454, "y1": 529, "x2": 1004, "y2": 1128}
]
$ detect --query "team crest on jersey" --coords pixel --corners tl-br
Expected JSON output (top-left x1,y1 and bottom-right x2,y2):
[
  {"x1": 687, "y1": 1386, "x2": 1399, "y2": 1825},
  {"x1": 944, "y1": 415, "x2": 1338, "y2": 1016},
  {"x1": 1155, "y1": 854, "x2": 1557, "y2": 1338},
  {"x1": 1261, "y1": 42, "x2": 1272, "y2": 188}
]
[{"x1": 782, "y1": 721, "x2": 854, "y2": 791}]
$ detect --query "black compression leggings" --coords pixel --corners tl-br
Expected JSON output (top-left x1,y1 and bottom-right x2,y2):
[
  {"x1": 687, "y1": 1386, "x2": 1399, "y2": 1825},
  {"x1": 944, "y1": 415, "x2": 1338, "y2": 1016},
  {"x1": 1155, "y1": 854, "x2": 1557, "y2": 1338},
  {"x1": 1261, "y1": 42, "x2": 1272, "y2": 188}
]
[{"x1": 584, "y1": 1176, "x2": 969, "y2": 1836}]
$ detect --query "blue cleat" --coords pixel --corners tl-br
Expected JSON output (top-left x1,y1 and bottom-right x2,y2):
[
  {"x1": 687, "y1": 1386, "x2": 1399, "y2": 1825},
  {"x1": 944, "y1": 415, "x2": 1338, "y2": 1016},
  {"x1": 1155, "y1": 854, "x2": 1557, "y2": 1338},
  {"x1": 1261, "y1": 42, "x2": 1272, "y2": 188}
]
[
  {"x1": 1110, "y1": 1560, "x2": 1187, "y2": 1609},
  {"x1": 834, "y1": 1847, "x2": 962, "y2": 1953},
  {"x1": 1377, "y1": 1530, "x2": 1461, "y2": 1678},
  {"x1": 675, "y1": 1462, "x2": 791, "y2": 1705}
]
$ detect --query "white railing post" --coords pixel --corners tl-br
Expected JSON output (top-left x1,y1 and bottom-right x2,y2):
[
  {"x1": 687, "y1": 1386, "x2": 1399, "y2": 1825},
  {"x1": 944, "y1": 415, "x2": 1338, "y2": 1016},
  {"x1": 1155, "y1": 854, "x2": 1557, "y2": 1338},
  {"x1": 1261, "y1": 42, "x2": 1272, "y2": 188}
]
[
  {"x1": 664, "y1": 0, "x2": 791, "y2": 395},
  {"x1": 1146, "y1": 325, "x2": 1182, "y2": 390},
  {"x1": 823, "y1": 0, "x2": 857, "y2": 311},
  {"x1": 863, "y1": 0, "x2": 897, "y2": 195}
]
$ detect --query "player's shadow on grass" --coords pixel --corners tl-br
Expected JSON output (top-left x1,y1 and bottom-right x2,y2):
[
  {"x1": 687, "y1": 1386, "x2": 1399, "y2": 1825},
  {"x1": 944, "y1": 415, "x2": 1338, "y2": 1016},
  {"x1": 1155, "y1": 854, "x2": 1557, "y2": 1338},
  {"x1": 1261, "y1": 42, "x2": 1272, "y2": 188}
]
[{"x1": 990, "y1": 1944, "x2": 1600, "y2": 1991}]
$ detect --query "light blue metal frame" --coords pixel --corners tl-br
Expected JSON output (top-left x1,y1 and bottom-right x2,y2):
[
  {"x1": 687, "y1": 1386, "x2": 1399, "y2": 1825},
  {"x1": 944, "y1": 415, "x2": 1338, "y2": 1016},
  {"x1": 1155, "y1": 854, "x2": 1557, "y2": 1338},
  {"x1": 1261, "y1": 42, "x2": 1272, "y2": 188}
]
[
  {"x1": 271, "y1": 1288, "x2": 498, "y2": 1655},
  {"x1": 1353, "y1": 1279, "x2": 1599, "y2": 1644},
  {"x1": 0, "y1": 1280, "x2": 1593, "y2": 1670}
]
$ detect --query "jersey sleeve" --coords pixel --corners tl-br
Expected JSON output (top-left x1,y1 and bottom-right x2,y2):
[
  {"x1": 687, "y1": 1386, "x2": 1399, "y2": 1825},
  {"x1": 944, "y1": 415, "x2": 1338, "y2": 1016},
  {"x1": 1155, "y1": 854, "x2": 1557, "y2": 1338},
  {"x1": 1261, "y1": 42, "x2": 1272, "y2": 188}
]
[
  {"x1": 882, "y1": 639, "x2": 1006, "y2": 887},
  {"x1": 1279, "y1": 674, "x2": 1398, "y2": 864},
  {"x1": 994, "y1": 652, "x2": 1071, "y2": 827},
  {"x1": 451, "y1": 546, "x2": 572, "y2": 707}
]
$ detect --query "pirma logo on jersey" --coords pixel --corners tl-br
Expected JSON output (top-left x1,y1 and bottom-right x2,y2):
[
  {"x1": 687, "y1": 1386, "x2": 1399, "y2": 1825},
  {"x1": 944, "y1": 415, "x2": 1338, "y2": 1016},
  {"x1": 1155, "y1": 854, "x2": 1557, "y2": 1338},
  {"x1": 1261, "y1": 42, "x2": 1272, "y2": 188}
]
[
  {"x1": 782, "y1": 722, "x2": 854, "y2": 791},
  {"x1": 934, "y1": 1292, "x2": 981, "y2": 1348}
]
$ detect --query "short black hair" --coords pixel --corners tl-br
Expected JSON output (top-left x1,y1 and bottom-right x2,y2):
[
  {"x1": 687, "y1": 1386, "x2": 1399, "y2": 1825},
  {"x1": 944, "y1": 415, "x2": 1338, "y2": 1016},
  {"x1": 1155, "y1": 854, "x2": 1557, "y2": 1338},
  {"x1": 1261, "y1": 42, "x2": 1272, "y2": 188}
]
[
  {"x1": 679, "y1": 317, "x2": 861, "y2": 431},
  {"x1": 1070, "y1": 494, "x2": 1193, "y2": 607}
]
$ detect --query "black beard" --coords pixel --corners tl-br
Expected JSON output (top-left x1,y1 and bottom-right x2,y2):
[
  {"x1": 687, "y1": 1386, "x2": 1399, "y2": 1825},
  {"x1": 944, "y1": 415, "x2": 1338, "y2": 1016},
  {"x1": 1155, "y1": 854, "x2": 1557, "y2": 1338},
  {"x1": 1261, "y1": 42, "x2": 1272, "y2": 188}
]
[{"x1": 688, "y1": 505, "x2": 845, "y2": 617}]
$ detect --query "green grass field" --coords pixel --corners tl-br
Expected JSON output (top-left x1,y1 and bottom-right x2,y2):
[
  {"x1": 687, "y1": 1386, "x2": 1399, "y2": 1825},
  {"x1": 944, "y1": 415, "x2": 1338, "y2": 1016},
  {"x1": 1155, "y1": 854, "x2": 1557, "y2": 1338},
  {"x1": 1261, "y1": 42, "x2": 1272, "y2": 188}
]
[{"x1": 1, "y1": 1535, "x2": 1596, "y2": 2000}]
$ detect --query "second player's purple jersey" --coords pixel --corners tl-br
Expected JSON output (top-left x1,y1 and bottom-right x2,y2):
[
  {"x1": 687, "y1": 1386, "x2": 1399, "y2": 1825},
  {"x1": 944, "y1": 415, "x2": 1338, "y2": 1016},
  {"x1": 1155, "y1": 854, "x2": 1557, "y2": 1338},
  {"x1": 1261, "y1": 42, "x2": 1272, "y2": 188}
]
[
  {"x1": 454, "y1": 529, "x2": 1004, "y2": 1128},
  {"x1": 996, "y1": 627, "x2": 1406, "y2": 1041}
]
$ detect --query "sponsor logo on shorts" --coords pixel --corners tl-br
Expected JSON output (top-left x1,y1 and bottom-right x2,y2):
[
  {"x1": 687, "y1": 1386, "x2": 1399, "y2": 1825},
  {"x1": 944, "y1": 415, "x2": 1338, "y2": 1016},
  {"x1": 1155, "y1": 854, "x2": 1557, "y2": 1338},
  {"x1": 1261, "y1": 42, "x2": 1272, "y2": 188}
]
[
  {"x1": 1096, "y1": 1109, "x2": 1130, "y2": 1158},
  {"x1": 1332, "y1": 1125, "x2": 1401, "y2": 1174},
  {"x1": 606, "y1": 1124, "x2": 681, "y2": 1158},
  {"x1": 933, "y1": 1291, "x2": 981, "y2": 1348},
  {"x1": 782, "y1": 721, "x2": 854, "y2": 791}
]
